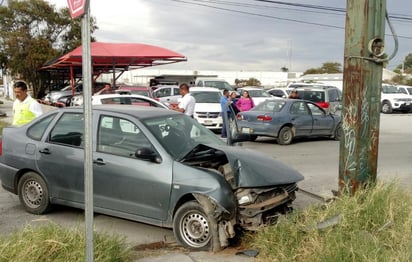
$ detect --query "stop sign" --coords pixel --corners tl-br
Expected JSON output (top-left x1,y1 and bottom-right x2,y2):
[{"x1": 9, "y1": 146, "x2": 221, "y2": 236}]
[{"x1": 67, "y1": 0, "x2": 87, "y2": 19}]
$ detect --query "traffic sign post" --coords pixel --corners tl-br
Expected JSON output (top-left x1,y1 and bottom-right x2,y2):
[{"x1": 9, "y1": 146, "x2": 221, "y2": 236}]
[{"x1": 67, "y1": 0, "x2": 94, "y2": 261}]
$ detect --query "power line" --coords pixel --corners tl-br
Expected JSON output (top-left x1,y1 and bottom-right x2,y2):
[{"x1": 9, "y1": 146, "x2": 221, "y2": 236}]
[
  {"x1": 172, "y1": 0, "x2": 344, "y2": 29},
  {"x1": 171, "y1": 0, "x2": 412, "y2": 40}
]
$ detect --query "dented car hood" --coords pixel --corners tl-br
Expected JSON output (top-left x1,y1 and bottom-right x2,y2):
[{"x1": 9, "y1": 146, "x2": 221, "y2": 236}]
[{"x1": 182, "y1": 144, "x2": 304, "y2": 188}]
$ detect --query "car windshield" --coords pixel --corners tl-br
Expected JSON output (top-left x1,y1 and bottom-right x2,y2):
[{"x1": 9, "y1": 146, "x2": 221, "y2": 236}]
[
  {"x1": 191, "y1": 91, "x2": 221, "y2": 103},
  {"x1": 253, "y1": 100, "x2": 286, "y2": 112},
  {"x1": 130, "y1": 90, "x2": 150, "y2": 96},
  {"x1": 204, "y1": 81, "x2": 234, "y2": 91},
  {"x1": 142, "y1": 114, "x2": 225, "y2": 159},
  {"x1": 247, "y1": 90, "x2": 271, "y2": 98},
  {"x1": 382, "y1": 85, "x2": 402, "y2": 94}
]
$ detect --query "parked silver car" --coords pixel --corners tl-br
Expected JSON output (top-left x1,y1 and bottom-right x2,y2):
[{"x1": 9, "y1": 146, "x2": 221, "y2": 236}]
[
  {"x1": 152, "y1": 85, "x2": 181, "y2": 105},
  {"x1": 0, "y1": 106, "x2": 303, "y2": 251}
]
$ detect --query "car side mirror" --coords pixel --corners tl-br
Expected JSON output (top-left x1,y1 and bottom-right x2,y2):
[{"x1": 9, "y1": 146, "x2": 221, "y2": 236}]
[{"x1": 135, "y1": 147, "x2": 161, "y2": 163}]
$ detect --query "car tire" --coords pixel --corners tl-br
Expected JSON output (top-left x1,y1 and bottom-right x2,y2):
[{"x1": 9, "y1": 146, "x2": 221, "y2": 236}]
[
  {"x1": 173, "y1": 201, "x2": 218, "y2": 251},
  {"x1": 277, "y1": 126, "x2": 293, "y2": 145},
  {"x1": 334, "y1": 123, "x2": 343, "y2": 141},
  {"x1": 381, "y1": 101, "x2": 392, "y2": 114},
  {"x1": 18, "y1": 172, "x2": 51, "y2": 215}
]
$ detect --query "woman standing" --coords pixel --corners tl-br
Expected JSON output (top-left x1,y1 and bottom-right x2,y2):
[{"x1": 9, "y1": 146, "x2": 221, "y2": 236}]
[
  {"x1": 229, "y1": 91, "x2": 239, "y2": 114},
  {"x1": 236, "y1": 90, "x2": 255, "y2": 112}
]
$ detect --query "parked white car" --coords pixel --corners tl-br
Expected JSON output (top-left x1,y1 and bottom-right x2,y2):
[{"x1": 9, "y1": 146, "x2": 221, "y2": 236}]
[
  {"x1": 381, "y1": 84, "x2": 412, "y2": 113},
  {"x1": 190, "y1": 87, "x2": 223, "y2": 130},
  {"x1": 267, "y1": 87, "x2": 295, "y2": 98},
  {"x1": 91, "y1": 94, "x2": 169, "y2": 109},
  {"x1": 397, "y1": 85, "x2": 412, "y2": 96},
  {"x1": 152, "y1": 85, "x2": 181, "y2": 105}
]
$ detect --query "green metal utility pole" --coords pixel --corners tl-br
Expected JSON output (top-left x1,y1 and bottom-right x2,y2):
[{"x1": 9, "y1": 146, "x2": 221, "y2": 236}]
[{"x1": 339, "y1": 0, "x2": 386, "y2": 194}]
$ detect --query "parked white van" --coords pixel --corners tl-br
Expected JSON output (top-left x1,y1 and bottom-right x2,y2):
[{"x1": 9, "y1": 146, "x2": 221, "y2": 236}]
[{"x1": 190, "y1": 87, "x2": 223, "y2": 130}]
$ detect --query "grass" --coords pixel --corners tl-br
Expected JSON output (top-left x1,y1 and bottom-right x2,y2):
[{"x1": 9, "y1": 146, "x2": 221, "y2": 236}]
[
  {"x1": 245, "y1": 181, "x2": 412, "y2": 262},
  {"x1": 0, "y1": 223, "x2": 132, "y2": 262},
  {"x1": 0, "y1": 120, "x2": 8, "y2": 134}
]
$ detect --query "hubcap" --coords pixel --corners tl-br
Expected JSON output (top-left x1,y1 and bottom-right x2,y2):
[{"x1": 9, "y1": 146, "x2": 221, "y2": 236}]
[
  {"x1": 180, "y1": 212, "x2": 210, "y2": 248},
  {"x1": 23, "y1": 180, "x2": 43, "y2": 208}
]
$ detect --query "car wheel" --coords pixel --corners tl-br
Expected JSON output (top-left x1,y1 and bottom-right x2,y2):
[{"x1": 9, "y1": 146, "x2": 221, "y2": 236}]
[
  {"x1": 18, "y1": 172, "x2": 51, "y2": 214},
  {"x1": 173, "y1": 201, "x2": 217, "y2": 251},
  {"x1": 277, "y1": 126, "x2": 293, "y2": 145},
  {"x1": 334, "y1": 123, "x2": 343, "y2": 141},
  {"x1": 381, "y1": 101, "x2": 392, "y2": 114}
]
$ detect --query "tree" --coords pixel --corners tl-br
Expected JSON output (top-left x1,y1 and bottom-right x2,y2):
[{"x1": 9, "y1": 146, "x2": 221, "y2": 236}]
[
  {"x1": 395, "y1": 53, "x2": 412, "y2": 75},
  {"x1": 235, "y1": 78, "x2": 261, "y2": 87},
  {"x1": 303, "y1": 62, "x2": 343, "y2": 75},
  {"x1": 0, "y1": 0, "x2": 97, "y2": 97}
]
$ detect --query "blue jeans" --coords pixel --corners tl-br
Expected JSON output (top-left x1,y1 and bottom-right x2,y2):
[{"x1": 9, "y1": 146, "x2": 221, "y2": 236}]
[{"x1": 221, "y1": 111, "x2": 231, "y2": 137}]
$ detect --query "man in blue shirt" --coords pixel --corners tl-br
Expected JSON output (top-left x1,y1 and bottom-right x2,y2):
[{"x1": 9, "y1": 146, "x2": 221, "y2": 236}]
[{"x1": 220, "y1": 89, "x2": 231, "y2": 138}]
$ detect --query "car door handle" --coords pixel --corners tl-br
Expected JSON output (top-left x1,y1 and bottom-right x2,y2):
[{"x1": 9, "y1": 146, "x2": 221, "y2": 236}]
[
  {"x1": 39, "y1": 148, "x2": 51, "y2": 154},
  {"x1": 93, "y1": 158, "x2": 106, "y2": 165}
]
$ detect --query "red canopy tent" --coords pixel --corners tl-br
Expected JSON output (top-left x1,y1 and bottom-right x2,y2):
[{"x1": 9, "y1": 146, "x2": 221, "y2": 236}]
[
  {"x1": 40, "y1": 42, "x2": 187, "y2": 95},
  {"x1": 43, "y1": 42, "x2": 187, "y2": 69}
]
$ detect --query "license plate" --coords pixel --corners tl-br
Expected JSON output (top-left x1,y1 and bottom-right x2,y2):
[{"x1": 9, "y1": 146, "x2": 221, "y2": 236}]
[
  {"x1": 241, "y1": 127, "x2": 251, "y2": 133},
  {"x1": 204, "y1": 120, "x2": 213, "y2": 125}
]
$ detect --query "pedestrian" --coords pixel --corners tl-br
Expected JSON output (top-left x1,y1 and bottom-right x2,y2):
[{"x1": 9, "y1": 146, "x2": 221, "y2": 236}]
[
  {"x1": 12, "y1": 81, "x2": 43, "y2": 126},
  {"x1": 236, "y1": 90, "x2": 255, "y2": 112},
  {"x1": 220, "y1": 89, "x2": 231, "y2": 138},
  {"x1": 288, "y1": 90, "x2": 300, "y2": 99},
  {"x1": 229, "y1": 91, "x2": 239, "y2": 114},
  {"x1": 96, "y1": 83, "x2": 113, "y2": 95},
  {"x1": 170, "y1": 83, "x2": 196, "y2": 117}
]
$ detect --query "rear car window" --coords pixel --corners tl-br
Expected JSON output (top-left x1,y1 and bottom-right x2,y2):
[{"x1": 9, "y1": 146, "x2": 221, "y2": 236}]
[
  {"x1": 27, "y1": 113, "x2": 57, "y2": 140},
  {"x1": 254, "y1": 100, "x2": 286, "y2": 112},
  {"x1": 299, "y1": 91, "x2": 325, "y2": 103}
]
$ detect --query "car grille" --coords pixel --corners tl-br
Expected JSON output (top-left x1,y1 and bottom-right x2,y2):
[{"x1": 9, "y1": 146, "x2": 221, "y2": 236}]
[
  {"x1": 398, "y1": 98, "x2": 412, "y2": 102},
  {"x1": 237, "y1": 183, "x2": 299, "y2": 230},
  {"x1": 196, "y1": 112, "x2": 220, "y2": 118}
]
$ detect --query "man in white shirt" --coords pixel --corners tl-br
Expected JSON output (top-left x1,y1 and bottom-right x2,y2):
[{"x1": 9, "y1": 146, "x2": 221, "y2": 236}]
[
  {"x1": 12, "y1": 81, "x2": 43, "y2": 126},
  {"x1": 171, "y1": 83, "x2": 196, "y2": 117}
]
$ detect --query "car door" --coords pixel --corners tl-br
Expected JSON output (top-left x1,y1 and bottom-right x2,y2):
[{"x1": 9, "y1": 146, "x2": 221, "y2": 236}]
[
  {"x1": 288, "y1": 101, "x2": 313, "y2": 136},
  {"x1": 306, "y1": 102, "x2": 335, "y2": 135},
  {"x1": 93, "y1": 114, "x2": 173, "y2": 220},
  {"x1": 36, "y1": 112, "x2": 85, "y2": 203}
]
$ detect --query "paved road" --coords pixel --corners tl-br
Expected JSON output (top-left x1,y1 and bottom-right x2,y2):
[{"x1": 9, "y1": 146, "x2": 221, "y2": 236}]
[{"x1": 1, "y1": 99, "x2": 411, "y2": 261}]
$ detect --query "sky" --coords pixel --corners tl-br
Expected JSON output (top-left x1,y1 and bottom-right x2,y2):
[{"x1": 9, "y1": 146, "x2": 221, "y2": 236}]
[{"x1": 48, "y1": 0, "x2": 412, "y2": 72}]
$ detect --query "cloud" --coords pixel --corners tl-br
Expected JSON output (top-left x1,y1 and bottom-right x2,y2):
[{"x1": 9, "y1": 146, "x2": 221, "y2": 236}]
[{"x1": 49, "y1": 0, "x2": 411, "y2": 71}]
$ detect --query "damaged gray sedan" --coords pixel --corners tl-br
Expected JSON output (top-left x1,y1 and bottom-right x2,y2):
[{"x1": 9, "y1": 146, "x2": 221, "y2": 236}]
[{"x1": 0, "y1": 105, "x2": 304, "y2": 251}]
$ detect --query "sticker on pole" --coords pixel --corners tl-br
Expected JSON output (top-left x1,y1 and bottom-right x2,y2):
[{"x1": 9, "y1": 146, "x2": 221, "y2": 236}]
[{"x1": 67, "y1": 0, "x2": 87, "y2": 19}]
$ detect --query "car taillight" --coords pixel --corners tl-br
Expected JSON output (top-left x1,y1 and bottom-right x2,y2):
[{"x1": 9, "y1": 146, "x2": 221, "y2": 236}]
[
  {"x1": 317, "y1": 102, "x2": 330, "y2": 108},
  {"x1": 257, "y1": 115, "x2": 272, "y2": 121}
]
